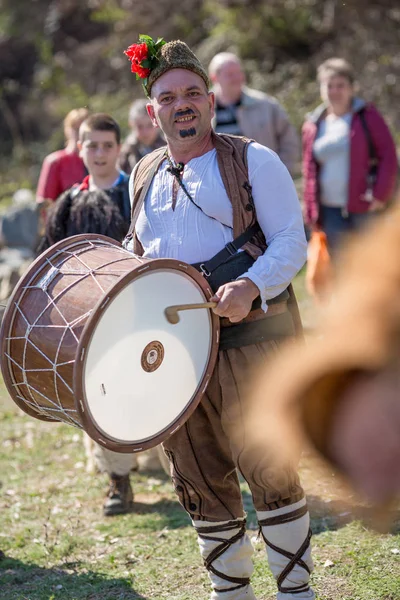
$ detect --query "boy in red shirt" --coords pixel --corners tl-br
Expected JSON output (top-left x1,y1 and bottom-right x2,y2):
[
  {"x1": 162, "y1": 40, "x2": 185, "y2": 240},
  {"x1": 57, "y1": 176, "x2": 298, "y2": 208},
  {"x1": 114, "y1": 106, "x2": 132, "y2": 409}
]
[
  {"x1": 39, "y1": 113, "x2": 131, "y2": 250},
  {"x1": 36, "y1": 108, "x2": 89, "y2": 205}
]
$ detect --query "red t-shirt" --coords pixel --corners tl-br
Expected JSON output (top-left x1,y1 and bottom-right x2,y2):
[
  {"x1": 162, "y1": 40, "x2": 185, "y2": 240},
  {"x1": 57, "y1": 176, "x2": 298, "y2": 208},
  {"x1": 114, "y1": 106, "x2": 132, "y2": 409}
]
[{"x1": 36, "y1": 149, "x2": 86, "y2": 202}]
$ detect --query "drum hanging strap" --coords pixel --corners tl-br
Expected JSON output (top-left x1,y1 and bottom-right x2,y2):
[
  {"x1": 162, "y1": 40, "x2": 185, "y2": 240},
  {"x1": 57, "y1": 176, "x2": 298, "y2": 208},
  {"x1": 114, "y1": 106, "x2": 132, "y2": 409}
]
[{"x1": 199, "y1": 222, "x2": 261, "y2": 277}]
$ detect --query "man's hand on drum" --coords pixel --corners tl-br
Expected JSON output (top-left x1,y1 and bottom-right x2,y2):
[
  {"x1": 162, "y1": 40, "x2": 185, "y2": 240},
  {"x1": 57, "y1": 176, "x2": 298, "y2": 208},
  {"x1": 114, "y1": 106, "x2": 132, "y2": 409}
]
[{"x1": 211, "y1": 278, "x2": 259, "y2": 323}]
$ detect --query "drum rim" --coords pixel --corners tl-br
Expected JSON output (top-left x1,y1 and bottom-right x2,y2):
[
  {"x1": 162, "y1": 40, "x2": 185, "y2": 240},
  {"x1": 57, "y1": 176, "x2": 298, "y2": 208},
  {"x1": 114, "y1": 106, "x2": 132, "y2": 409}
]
[
  {"x1": 0, "y1": 234, "x2": 124, "y2": 422},
  {"x1": 73, "y1": 258, "x2": 220, "y2": 453}
]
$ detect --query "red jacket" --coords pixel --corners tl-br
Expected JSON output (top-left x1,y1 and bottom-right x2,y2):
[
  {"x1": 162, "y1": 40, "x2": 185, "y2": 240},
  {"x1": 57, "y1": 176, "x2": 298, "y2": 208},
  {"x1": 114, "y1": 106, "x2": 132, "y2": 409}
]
[
  {"x1": 302, "y1": 98, "x2": 398, "y2": 226},
  {"x1": 36, "y1": 149, "x2": 86, "y2": 202}
]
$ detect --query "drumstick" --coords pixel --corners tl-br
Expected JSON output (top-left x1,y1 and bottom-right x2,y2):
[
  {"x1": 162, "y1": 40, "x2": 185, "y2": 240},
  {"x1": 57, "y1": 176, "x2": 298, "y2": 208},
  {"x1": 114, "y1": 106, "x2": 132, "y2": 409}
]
[{"x1": 164, "y1": 302, "x2": 217, "y2": 324}]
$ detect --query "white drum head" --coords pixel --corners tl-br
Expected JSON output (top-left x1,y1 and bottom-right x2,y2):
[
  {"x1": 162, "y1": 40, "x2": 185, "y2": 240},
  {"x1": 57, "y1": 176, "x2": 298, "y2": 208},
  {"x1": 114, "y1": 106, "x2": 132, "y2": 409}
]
[{"x1": 78, "y1": 265, "x2": 217, "y2": 449}]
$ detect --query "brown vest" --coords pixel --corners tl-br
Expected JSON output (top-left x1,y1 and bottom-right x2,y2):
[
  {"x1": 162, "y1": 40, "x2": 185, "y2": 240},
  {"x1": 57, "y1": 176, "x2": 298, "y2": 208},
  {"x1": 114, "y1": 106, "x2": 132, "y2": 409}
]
[
  {"x1": 125, "y1": 132, "x2": 266, "y2": 259},
  {"x1": 124, "y1": 131, "x2": 303, "y2": 337}
]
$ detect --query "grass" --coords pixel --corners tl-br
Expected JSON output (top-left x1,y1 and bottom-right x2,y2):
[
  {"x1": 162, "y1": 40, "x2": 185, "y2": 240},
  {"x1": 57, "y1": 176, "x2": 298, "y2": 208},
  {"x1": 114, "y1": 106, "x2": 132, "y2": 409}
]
[{"x1": 0, "y1": 274, "x2": 399, "y2": 600}]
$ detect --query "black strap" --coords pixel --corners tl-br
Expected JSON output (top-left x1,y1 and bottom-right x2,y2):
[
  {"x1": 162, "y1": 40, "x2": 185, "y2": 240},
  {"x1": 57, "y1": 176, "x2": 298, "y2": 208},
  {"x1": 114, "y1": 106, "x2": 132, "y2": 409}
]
[
  {"x1": 198, "y1": 222, "x2": 261, "y2": 277},
  {"x1": 164, "y1": 141, "x2": 259, "y2": 268},
  {"x1": 359, "y1": 109, "x2": 378, "y2": 177}
]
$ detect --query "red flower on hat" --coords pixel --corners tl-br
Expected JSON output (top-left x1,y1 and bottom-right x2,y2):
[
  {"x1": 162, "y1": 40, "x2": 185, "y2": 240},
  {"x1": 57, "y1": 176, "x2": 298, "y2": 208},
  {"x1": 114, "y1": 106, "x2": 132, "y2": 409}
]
[
  {"x1": 124, "y1": 35, "x2": 166, "y2": 84},
  {"x1": 124, "y1": 42, "x2": 151, "y2": 79}
]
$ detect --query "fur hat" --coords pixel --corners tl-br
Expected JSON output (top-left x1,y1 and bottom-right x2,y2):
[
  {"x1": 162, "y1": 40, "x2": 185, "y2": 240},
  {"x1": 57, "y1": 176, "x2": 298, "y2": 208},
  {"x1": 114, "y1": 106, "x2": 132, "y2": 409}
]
[{"x1": 124, "y1": 36, "x2": 209, "y2": 96}]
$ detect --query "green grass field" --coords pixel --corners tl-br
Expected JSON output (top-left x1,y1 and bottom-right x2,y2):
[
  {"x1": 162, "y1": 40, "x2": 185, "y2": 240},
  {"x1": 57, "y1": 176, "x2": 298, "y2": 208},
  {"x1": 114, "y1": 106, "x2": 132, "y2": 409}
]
[{"x1": 0, "y1": 274, "x2": 399, "y2": 600}]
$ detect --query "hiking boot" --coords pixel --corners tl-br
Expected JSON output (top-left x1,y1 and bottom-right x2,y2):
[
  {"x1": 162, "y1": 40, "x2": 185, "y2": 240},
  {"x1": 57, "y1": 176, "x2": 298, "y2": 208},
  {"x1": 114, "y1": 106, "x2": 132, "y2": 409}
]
[{"x1": 103, "y1": 473, "x2": 134, "y2": 516}]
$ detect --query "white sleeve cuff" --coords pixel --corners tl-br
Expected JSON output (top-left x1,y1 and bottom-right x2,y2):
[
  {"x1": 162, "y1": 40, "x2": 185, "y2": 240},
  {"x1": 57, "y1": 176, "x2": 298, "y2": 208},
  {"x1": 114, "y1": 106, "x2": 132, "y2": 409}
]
[{"x1": 237, "y1": 272, "x2": 269, "y2": 313}]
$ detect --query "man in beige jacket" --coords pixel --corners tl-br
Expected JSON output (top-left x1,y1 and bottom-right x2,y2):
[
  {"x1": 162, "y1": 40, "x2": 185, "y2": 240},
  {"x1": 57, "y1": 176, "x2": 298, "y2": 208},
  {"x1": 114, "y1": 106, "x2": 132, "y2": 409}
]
[{"x1": 209, "y1": 52, "x2": 299, "y2": 175}]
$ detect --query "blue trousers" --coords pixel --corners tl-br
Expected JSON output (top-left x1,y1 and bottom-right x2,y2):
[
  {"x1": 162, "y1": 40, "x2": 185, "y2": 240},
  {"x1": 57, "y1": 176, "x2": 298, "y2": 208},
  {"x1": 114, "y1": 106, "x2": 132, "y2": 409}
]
[{"x1": 320, "y1": 205, "x2": 373, "y2": 252}]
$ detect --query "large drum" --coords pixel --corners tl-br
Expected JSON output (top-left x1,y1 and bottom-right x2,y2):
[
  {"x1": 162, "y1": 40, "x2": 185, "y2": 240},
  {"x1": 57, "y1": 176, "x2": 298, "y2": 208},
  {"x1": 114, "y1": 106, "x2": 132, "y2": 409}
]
[{"x1": 0, "y1": 235, "x2": 219, "y2": 452}]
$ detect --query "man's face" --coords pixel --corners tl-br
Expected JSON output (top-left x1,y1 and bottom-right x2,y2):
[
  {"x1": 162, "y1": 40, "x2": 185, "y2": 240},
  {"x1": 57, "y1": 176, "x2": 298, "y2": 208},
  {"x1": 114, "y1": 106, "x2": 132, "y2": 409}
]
[
  {"x1": 213, "y1": 60, "x2": 245, "y2": 101},
  {"x1": 78, "y1": 130, "x2": 120, "y2": 178},
  {"x1": 131, "y1": 114, "x2": 159, "y2": 146},
  {"x1": 147, "y1": 69, "x2": 215, "y2": 145},
  {"x1": 320, "y1": 74, "x2": 353, "y2": 111}
]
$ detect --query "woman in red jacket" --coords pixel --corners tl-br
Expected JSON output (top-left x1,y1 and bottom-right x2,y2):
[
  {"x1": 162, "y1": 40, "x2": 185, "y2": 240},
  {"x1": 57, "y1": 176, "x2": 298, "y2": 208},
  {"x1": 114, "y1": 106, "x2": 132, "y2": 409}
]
[{"x1": 302, "y1": 58, "x2": 398, "y2": 250}]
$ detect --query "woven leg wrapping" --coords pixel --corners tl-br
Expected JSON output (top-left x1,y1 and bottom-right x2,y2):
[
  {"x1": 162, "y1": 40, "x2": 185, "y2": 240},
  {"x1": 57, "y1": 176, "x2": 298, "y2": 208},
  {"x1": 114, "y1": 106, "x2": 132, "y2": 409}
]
[
  {"x1": 257, "y1": 498, "x2": 315, "y2": 600},
  {"x1": 194, "y1": 518, "x2": 257, "y2": 600}
]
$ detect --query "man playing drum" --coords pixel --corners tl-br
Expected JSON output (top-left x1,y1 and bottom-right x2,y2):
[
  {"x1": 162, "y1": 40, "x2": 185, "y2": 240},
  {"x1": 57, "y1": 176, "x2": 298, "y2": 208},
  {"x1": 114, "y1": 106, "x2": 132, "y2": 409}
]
[{"x1": 123, "y1": 36, "x2": 314, "y2": 600}]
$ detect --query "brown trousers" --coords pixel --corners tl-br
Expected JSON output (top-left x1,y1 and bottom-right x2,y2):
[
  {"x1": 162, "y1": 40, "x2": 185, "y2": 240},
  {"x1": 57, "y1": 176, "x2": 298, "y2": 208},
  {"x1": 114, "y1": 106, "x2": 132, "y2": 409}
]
[{"x1": 163, "y1": 312, "x2": 304, "y2": 522}]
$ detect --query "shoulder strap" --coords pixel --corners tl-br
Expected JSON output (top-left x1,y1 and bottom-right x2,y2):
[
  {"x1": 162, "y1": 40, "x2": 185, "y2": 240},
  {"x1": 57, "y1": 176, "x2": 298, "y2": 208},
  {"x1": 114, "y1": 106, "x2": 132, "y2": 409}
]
[
  {"x1": 196, "y1": 134, "x2": 261, "y2": 276},
  {"x1": 214, "y1": 133, "x2": 257, "y2": 220},
  {"x1": 217, "y1": 133, "x2": 253, "y2": 179},
  {"x1": 359, "y1": 108, "x2": 378, "y2": 168},
  {"x1": 132, "y1": 152, "x2": 164, "y2": 225},
  {"x1": 198, "y1": 222, "x2": 261, "y2": 277},
  {"x1": 125, "y1": 150, "x2": 166, "y2": 245}
]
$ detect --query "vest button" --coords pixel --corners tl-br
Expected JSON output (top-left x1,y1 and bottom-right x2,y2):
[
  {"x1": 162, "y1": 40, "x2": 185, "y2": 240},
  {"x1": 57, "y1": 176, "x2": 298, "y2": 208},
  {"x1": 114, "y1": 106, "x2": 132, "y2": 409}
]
[
  {"x1": 176, "y1": 485, "x2": 184, "y2": 493},
  {"x1": 189, "y1": 503, "x2": 197, "y2": 511},
  {"x1": 246, "y1": 203, "x2": 253, "y2": 211}
]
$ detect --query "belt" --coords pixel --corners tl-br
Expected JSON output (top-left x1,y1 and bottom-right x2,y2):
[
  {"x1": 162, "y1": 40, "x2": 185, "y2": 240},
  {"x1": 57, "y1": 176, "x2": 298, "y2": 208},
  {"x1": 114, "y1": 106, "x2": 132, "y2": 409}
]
[{"x1": 220, "y1": 301, "x2": 288, "y2": 328}]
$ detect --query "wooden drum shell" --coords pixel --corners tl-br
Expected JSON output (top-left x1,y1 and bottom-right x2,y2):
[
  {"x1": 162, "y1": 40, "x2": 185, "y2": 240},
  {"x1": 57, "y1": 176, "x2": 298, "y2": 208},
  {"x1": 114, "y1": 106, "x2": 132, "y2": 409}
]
[{"x1": 0, "y1": 234, "x2": 220, "y2": 452}]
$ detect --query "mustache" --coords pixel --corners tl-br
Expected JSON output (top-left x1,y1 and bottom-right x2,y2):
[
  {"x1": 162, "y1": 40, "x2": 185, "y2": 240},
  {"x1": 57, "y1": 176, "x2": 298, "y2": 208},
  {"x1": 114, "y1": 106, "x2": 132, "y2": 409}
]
[{"x1": 174, "y1": 109, "x2": 196, "y2": 120}]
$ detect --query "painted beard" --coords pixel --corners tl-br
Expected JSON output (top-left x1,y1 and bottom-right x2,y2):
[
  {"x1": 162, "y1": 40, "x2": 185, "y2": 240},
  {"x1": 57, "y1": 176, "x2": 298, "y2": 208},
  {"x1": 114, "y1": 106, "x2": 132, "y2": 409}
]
[
  {"x1": 179, "y1": 127, "x2": 196, "y2": 138},
  {"x1": 174, "y1": 109, "x2": 197, "y2": 139}
]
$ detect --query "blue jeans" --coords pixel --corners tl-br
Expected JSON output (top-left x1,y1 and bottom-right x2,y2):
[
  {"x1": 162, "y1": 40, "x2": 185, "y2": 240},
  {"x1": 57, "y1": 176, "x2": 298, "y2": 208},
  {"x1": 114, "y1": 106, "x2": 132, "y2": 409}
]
[{"x1": 320, "y1": 205, "x2": 373, "y2": 252}]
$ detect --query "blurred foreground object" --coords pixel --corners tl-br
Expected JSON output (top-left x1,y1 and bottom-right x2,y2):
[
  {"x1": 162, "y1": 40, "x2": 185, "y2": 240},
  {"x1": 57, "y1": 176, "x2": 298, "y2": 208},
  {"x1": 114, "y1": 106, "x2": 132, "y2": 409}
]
[
  {"x1": 249, "y1": 202, "x2": 400, "y2": 506},
  {"x1": 305, "y1": 230, "x2": 332, "y2": 306}
]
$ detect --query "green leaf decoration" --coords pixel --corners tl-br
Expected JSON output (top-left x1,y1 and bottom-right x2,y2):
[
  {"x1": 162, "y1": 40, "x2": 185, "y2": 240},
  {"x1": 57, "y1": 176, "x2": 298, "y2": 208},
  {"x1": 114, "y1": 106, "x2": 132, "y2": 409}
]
[
  {"x1": 137, "y1": 35, "x2": 166, "y2": 59},
  {"x1": 155, "y1": 38, "x2": 166, "y2": 50},
  {"x1": 130, "y1": 34, "x2": 167, "y2": 83}
]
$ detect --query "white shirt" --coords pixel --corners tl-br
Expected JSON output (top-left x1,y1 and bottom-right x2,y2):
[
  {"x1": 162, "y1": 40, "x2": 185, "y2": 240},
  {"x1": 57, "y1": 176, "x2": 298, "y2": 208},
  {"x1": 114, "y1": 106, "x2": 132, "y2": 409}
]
[
  {"x1": 313, "y1": 113, "x2": 352, "y2": 208},
  {"x1": 127, "y1": 142, "x2": 306, "y2": 309}
]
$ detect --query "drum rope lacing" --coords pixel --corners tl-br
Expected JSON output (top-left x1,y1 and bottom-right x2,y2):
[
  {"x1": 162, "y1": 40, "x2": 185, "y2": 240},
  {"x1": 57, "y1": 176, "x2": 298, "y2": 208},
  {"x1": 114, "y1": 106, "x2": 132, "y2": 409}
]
[{"x1": 4, "y1": 239, "x2": 136, "y2": 428}]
